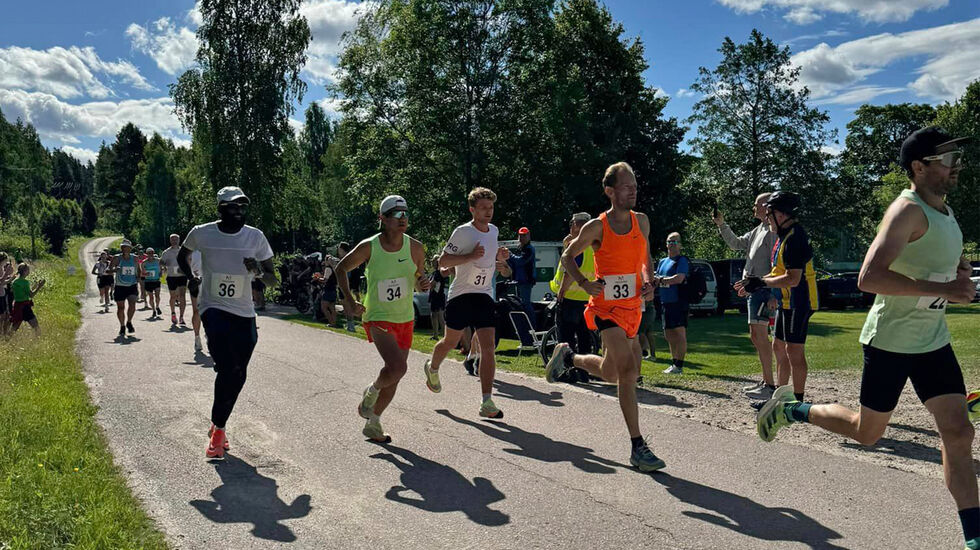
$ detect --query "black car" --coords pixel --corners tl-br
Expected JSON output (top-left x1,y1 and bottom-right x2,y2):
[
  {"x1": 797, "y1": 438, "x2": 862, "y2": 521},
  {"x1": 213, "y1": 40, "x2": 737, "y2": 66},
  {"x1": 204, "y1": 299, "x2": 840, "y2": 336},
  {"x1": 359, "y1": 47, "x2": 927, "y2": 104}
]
[
  {"x1": 710, "y1": 258, "x2": 748, "y2": 313},
  {"x1": 816, "y1": 270, "x2": 874, "y2": 309}
]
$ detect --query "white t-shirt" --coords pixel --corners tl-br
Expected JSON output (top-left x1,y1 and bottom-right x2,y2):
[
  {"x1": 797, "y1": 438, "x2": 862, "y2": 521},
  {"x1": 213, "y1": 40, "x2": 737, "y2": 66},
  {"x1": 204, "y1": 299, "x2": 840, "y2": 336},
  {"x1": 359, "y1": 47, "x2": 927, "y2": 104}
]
[
  {"x1": 190, "y1": 250, "x2": 202, "y2": 278},
  {"x1": 183, "y1": 222, "x2": 274, "y2": 318},
  {"x1": 443, "y1": 222, "x2": 498, "y2": 300},
  {"x1": 159, "y1": 246, "x2": 183, "y2": 276}
]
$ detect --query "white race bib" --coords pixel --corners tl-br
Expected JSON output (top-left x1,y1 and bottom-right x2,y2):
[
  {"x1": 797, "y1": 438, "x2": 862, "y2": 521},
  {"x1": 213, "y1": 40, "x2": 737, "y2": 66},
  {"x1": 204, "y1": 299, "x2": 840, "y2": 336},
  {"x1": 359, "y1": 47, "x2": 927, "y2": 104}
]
[
  {"x1": 211, "y1": 273, "x2": 246, "y2": 300},
  {"x1": 916, "y1": 271, "x2": 954, "y2": 311},
  {"x1": 121, "y1": 266, "x2": 136, "y2": 276},
  {"x1": 472, "y1": 267, "x2": 492, "y2": 289},
  {"x1": 378, "y1": 277, "x2": 409, "y2": 303},
  {"x1": 603, "y1": 274, "x2": 637, "y2": 301}
]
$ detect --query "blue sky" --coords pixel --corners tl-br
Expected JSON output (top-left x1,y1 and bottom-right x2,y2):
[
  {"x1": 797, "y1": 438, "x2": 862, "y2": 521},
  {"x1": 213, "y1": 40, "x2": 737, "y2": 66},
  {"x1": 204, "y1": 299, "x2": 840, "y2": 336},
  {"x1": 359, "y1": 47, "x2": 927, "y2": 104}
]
[{"x1": 1, "y1": 0, "x2": 978, "y2": 164}]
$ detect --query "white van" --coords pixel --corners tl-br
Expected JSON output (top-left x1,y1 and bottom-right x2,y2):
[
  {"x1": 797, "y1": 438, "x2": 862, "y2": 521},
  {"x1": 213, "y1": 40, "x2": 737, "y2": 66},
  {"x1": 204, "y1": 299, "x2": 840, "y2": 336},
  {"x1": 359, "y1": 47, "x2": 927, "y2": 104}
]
[{"x1": 688, "y1": 259, "x2": 719, "y2": 315}]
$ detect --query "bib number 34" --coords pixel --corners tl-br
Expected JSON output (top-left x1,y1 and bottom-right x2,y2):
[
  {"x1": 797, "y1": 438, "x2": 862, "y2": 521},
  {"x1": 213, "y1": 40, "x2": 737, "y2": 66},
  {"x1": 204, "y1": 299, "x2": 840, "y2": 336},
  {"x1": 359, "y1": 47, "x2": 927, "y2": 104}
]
[{"x1": 379, "y1": 278, "x2": 408, "y2": 303}]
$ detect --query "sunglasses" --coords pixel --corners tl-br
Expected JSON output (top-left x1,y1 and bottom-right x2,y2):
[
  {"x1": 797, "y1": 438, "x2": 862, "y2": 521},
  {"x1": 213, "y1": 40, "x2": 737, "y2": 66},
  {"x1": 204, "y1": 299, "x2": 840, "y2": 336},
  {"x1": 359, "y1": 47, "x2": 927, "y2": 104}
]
[
  {"x1": 666, "y1": 240, "x2": 680, "y2": 245},
  {"x1": 385, "y1": 210, "x2": 409, "y2": 219},
  {"x1": 922, "y1": 150, "x2": 963, "y2": 169}
]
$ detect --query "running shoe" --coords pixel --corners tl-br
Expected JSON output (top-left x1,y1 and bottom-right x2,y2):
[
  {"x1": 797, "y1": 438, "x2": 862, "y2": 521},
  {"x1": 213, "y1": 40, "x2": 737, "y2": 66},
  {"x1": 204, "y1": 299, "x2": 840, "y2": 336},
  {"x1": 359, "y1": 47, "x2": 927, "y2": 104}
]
[
  {"x1": 206, "y1": 427, "x2": 227, "y2": 459},
  {"x1": 126, "y1": 322, "x2": 135, "y2": 334},
  {"x1": 630, "y1": 439, "x2": 666, "y2": 472},
  {"x1": 155, "y1": 307, "x2": 162, "y2": 315},
  {"x1": 423, "y1": 360, "x2": 442, "y2": 393},
  {"x1": 346, "y1": 320, "x2": 356, "y2": 332},
  {"x1": 966, "y1": 537, "x2": 980, "y2": 550},
  {"x1": 463, "y1": 357, "x2": 476, "y2": 376},
  {"x1": 118, "y1": 325, "x2": 126, "y2": 337},
  {"x1": 756, "y1": 385, "x2": 796, "y2": 442},
  {"x1": 662, "y1": 365, "x2": 682, "y2": 374},
  {"x1": 180, "y1": 318, "x2": 186, "y2": 326},
  {"x1": 743, "y1": 380, "x2": 765, "y2": 392},
  {"x1": 194, "y1": 335, "x2": 203, "y2": 352},
  {"x1": 208, "y1": 424, "x2": 230, "y2": 450},
  {"x1": 745, "y1": 384, "x2": 775, "y2": 401},
  {"x1": 358, "y1": 385, "x2": 379, "y2": 419},
  {"x1": 967, "y1": 391, "x2": 980, "y2": 424},
  {"x1": 171, "y1": 313, "x2": 177, "y2": 324},
  {"x1": 479, "y1": 398, "x2": 504, "y2": 419},
  {"x1": 546, "y1": 343, "x2": 570, "y2": 383},
  {"x1": 363, "y1": 418, "x2": 391, "y2": 442}
]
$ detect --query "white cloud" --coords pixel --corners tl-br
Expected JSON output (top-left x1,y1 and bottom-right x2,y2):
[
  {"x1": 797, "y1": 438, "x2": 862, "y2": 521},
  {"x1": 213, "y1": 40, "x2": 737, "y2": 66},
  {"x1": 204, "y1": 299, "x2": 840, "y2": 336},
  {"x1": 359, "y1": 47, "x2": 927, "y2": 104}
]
[
  {"x1": 0, "y1": 45, "x2": 154, "y2": 99},
  {"x1": 59, "y1": 145, "x2": 99, "y2": 164},
  {"x1": 820, "y1": 143, "x2": 843, "y2": 156},
  {"x1": 813, "y1": 85, "x2": 905, "y2": 105},
  {"x1": 717, "y1": 0, "x2": 948, "y2": 24},
  {"x1": 126, "y1": 18, "x2": 199, "y2": 75},
  {"x1": 0, "y1": 88, "x2": 185, "y2": 145},
  {"x1": 675, "y1": 88, "x2": 696, "y2": 98},
  {"x1": 301, "y1": 0, "x2": 369, "y2": 83},
  {"x1": 792, "y1": 18, "x2": 980, "y2": 103}
]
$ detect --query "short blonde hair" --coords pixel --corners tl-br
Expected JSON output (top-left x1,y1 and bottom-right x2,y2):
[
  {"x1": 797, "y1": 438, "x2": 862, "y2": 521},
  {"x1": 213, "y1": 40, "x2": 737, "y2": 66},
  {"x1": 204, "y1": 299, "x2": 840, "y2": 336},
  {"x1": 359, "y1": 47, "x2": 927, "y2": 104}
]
[
  {"x1": 602, "y1": 162, "x2": 635, "y2": 188},
  {"x1": 467, "y1": 187, "x2": 497, "y2": 207}
]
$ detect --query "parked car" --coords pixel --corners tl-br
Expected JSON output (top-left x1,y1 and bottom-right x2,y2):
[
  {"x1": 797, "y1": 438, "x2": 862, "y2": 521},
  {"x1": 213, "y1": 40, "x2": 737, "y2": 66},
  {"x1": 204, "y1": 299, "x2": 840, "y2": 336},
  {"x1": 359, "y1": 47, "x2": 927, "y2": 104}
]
[
  {"x1": 971, "y1": 267, "x2": 980, "y2": 303},
  {"x1": 688, "y1": 259, "x2": 719, "y2": 316},
  {"x1": 816, "y1": 270, "x2": 874, "y2": 309},
  {"x1": 709, "y1": 258, "x2": 748, "y2": 313}
]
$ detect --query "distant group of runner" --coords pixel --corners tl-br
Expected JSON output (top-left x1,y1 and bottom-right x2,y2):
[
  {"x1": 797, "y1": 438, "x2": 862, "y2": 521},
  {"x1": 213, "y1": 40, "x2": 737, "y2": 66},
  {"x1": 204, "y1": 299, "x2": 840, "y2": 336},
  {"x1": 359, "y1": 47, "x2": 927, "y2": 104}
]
[{"x1": 85, "y1": 126, "x2": 978, "y2": 549}]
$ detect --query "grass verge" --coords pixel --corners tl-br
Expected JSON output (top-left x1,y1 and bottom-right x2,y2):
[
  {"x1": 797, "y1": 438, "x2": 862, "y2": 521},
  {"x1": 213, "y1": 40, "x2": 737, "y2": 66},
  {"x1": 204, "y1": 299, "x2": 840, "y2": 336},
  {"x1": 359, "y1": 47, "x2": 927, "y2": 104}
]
[
  {"x1": 283, "y1": 304, "x2": 980, "y2": 392},
  {"x1": 0, "y1": 236, "x2": 167, "y2": 549}
]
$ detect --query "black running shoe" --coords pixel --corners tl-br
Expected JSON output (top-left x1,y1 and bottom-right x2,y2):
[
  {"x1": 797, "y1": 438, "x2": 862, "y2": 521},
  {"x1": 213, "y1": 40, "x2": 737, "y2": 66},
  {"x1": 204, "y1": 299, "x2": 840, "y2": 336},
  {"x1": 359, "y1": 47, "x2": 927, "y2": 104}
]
[
  {"x1": 156, "y1": 307, "x2": 162, "y2": 315},
  {"x1": 463, "y1": 357, "x2": 476, "y2": 376},
  {"x1": 126, "y1": 322, "x2": 135, "y2": 334},
  {"x1": 749, "y1": 399, "x2": 766, "y2": 411},
  {"x1": 118, "y1": 326, "x2": 126, "y2": 337}
]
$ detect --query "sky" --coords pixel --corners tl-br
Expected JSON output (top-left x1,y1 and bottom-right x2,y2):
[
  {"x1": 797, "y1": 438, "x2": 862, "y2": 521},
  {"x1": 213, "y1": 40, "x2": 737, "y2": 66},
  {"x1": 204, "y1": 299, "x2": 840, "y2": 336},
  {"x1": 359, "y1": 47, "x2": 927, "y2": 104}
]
[{"x1": 1, "y1": 0, "x2": 978, "y2": 165}]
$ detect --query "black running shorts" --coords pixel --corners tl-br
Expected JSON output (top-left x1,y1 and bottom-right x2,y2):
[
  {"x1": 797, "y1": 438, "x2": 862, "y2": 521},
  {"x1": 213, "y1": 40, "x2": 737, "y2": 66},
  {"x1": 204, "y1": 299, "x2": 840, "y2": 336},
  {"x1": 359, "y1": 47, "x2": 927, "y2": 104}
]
[
  {"x1": 145, "y1": 280, "x2": 161, "y2": 292},
  {"x1": 773, "y1": 308, "x2": 813, "y2": 344},
  {"x1": 660, "y1": 302, "x2": 689, "y2": 330},
  {"x1": 97, "y1": 275, "x2": 114, "y2": 289},
  {"x1": 860, "y1": 343, "x2": 965, "y2": 413},
  {"x1": 113, "y1": 284, "x2": 139, "y2": 302},
  {"x1": 167, "y1": 275, "x2": 188, "y2": 291},
  {"x1": 446, "y1": 293, "x2": 495, "y2": 331}
]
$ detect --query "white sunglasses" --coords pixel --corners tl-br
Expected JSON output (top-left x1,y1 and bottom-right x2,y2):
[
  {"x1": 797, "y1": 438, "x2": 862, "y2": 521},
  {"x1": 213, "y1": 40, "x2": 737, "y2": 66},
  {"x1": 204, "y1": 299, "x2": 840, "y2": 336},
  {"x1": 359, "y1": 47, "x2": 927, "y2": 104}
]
[{"x1": 922, "y1": 150, "x2": 963, "y2": 168}]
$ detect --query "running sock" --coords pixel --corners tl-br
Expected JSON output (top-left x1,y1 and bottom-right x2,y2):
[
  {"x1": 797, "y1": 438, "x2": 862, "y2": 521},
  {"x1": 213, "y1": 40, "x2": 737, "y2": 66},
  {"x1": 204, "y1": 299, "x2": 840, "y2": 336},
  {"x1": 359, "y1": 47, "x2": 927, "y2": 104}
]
[
  {"x1": 563, "y1": 351, "x2": 576, "y2": 369},
  {"x1": 794, "y1": 392, "x2": 804, "y2": 402},
  {"x1": 673, "y1": 359, "x2": 684, "y2": 369},
  {"x1": 784, "y1": 402, "x2": 811, "y2": 423},
  {"x1": 367, "y1": 384, "x2": 379, "y2": 395},
  {"x1": 368, "y1": 412, "x2": 380, "y2": 422},
  {"x1": 960, "y1": 507, "x2": 980, "y2": 542},
  {"x1": 630, "y1": 436, "x2": 645, "y2": 450},
  {"x1": 482, "y1": 393, "x2": 491, "y2": 403}
]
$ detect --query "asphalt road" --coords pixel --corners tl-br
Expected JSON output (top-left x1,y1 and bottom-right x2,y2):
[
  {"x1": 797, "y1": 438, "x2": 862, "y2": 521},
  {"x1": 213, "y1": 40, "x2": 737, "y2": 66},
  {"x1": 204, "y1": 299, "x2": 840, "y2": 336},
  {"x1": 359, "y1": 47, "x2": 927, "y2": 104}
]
[{"x1": 77, "y1": 237, "x2": 960, "y2": 549}]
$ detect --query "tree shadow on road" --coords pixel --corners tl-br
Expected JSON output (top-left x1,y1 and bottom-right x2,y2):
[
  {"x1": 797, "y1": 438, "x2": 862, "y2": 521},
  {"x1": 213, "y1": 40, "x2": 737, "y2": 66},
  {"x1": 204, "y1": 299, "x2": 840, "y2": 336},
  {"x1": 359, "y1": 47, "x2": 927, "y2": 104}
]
[
  {"x1": 189, "y1": 454, "x2": 312, "y2": 542},
  {"x1": 492, "y1": 379, "x2": 564, "y2": 407},
  {"x1": 649, "y1": 474, "x2": 847, "y2": 549},
  {"x1": 369, "y1": 442, "x2": 509, "y2": 526},
  {"x1": 436, "y1": 409, "x2": 626, "y2": 474}
]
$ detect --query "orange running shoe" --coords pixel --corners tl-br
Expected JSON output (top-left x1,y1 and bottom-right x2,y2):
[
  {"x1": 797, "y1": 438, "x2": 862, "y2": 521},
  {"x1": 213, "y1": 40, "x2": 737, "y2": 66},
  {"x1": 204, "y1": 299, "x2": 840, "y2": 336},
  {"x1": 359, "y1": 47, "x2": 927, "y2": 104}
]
[
  {"x1": 208, "y1": 424, "x2": 230, "y2": 450},
  {"x1": 206, "y1": 427, "x2": 228, "y2": 459},
  {"x1": 968, "y1": 391, "x2": 980, "y2": 424}
]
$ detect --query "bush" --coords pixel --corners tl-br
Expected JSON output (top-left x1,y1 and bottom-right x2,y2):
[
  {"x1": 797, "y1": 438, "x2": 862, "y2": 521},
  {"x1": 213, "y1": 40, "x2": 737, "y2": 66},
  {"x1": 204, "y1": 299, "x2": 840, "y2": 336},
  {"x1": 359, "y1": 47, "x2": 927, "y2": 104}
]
[
  {"x1": 40, "y1": 197, "x2": 82, "y2": 256},
  {"x1": 81, "y1": 198, "x2": 98, "y2": 234}
]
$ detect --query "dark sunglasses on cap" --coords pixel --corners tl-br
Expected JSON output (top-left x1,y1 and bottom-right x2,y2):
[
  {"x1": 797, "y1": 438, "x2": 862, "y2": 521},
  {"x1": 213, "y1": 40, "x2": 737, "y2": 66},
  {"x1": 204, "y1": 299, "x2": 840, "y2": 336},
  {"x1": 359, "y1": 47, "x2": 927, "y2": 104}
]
[
  {"x1": 922, "y1": 150, "x2": 963, "y2": 168},
  {"x1": 385, "y1": 210, "x2": 409, "y2": 219}
]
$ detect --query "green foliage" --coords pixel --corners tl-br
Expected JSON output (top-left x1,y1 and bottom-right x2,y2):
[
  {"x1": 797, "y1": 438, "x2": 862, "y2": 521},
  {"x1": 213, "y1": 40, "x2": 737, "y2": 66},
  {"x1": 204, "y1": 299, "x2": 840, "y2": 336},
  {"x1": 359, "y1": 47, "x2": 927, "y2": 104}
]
[
  {"x1": 81, "y1": 198, "x2": 98, "y2": 234},
  {"x1": 104, "y1": 123, "x2": 147, "y2": 235},
  {"x1": 171, "y1": 0, "x2": 312, "y2": 232},
  {"x1": 39, "y1": 196, "x2": 82, "y2": 256},
  {"x1": 50, "y1": 148, "x2": 94, "y2": 202},
  {"x1": 132, "y1": 134, "x2": 180, "y2": 247},
  {"x1": 935, "y1": 79, "x2": 980, "y2": 246},
  {"x1": 333, "y1": 0, "x2": 685, "y2": 250}
]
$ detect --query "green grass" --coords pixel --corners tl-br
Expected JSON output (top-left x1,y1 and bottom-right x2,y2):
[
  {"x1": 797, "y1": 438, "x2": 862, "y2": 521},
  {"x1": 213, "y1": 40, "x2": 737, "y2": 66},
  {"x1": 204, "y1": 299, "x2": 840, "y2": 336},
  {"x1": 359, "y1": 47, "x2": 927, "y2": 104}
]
[
  {"x1": 284, "y1": 304, "x2": 980, "y2": 392},
  {"x1": 0, "y1": 236, "x2": 167, "y2": 549}
]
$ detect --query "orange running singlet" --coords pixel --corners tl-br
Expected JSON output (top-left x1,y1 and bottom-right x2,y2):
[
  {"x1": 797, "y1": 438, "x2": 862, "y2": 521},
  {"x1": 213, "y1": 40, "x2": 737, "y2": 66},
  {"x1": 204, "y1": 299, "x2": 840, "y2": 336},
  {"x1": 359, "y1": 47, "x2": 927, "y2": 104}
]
[{"x1": 584, "y1": 211, "x2": 647, "y2": 338}]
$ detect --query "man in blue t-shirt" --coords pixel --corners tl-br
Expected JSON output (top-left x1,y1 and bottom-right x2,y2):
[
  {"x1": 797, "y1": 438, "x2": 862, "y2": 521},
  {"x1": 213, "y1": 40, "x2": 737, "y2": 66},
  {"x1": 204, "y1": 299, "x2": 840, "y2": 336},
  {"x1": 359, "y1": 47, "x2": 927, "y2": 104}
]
[
  {"x1": 654, "y1": 232, "x2": 689, "y2": 374},
  {"x1": 507, "y1": 226, "x2": 537, "y2": 328}
]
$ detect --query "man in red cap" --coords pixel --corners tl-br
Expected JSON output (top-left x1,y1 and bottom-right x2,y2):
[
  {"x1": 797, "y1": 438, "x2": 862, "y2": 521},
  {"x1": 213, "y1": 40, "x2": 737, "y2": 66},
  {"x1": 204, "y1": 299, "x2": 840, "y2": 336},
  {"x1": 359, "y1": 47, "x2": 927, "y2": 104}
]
[{"x1": 508, "y1": 226, "x2": 537, "y2": 328}]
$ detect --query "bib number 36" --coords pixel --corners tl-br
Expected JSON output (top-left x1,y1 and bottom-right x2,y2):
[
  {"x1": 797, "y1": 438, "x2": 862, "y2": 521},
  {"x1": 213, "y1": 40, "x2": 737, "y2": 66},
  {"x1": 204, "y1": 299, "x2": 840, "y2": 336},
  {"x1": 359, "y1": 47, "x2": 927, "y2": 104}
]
[{"x1": 212, "y1": 274, "x2": 245, "y2": 299}]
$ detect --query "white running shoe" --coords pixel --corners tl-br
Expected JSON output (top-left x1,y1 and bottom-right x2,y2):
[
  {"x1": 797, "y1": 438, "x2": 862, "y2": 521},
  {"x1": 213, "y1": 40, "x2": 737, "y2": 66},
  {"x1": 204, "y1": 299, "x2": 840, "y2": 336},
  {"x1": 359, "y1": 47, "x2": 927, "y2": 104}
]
[
  {"x1": 745, "y1": 384, "x2": 775, "y2": 400},
  {"x1": 662, "y1": 365, "x2": 683, "y2": 374},
  {"x1": 743, "y1": 380, "x2": 765, "y2": 392}
]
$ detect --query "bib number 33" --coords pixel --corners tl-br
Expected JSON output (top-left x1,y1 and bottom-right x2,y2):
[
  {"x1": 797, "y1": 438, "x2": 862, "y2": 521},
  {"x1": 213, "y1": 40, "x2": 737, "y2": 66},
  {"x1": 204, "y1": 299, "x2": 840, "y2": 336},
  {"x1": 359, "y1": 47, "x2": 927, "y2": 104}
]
[{"x1": 603, "y1": 274, "x2": 636, "y2": 301}]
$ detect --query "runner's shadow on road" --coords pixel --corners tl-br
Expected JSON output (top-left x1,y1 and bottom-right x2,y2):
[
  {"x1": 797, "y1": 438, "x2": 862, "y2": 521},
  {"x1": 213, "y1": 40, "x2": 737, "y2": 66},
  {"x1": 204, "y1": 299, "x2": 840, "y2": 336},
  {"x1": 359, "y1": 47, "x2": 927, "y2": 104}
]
[
  {"x1": 840, "y1": 436, "x2": 980, "y2": 469},
  {"x1": 574, "y1": 381, "x2": 694, "y2": 409},
  {"x1": 166, "y1": 325, "x2": 192, "y2": 333},
  {"x1": 436, "y1": 410, "x2": 626, "y2": 474},
  {"x1": 492, "y1": 379, "x2": 563, "y2": 407},
  {"x1": 369, "y1": 443, "x2": 509, "y2": 526},
  {"x1": 649, "y1": 474, "x2": 847, "y2": 550},
  {"x1": 189, "y1": 454, "x2": 312, "y2": 542},
  {"x1": 183, "y1": 350, "x2": 213, "y2": 368},
  {"x1": 107, "y1": 336, "x2": 141, "y2": 345}
]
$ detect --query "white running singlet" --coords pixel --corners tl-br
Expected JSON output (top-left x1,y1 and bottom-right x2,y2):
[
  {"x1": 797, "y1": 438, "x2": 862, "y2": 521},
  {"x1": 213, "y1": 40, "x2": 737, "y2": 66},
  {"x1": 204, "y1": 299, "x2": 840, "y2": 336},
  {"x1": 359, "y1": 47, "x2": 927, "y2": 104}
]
[
  {"x1": 183, "y1": 222, "x2": 273, "y2": 318},
  {"x1": 443, "y1": 222, "x2": 498, "y2": 300}
]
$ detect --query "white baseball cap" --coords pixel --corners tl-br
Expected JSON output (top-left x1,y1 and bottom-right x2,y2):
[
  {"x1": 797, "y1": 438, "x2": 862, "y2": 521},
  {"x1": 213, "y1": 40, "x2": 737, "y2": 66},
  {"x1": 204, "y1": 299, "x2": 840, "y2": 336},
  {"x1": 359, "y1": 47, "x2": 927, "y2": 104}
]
[
  {"x1": 217, "y1": 186, "x2": 250, "y2": 205},
  {"x1": 379, "y1": 195, "x2": 408, "y2": 215},
  {"x1": 120, "y1": 239, "x2": 133, "y2": 248}
]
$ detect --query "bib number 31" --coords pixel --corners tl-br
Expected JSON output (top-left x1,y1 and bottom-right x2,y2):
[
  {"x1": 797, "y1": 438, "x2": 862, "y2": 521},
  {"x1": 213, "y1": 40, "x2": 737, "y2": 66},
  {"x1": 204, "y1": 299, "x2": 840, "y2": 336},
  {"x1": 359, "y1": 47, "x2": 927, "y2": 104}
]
[
  {"x1": 212, "y1": 273, "x2": 245, "y2": 299},
  {"x1": 603, "y1": 274, "x2": 636, "y2": 301}
]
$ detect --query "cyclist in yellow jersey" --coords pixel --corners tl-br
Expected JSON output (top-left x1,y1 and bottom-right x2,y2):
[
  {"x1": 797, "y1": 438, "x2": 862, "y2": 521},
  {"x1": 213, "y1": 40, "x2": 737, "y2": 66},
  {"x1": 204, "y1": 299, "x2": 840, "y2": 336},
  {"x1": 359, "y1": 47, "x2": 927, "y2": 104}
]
[
  {"x1": 339, "y1": 196, "x2": 430, "y2": 442},
  {"x1": 755, "y1": 127, "x2": 979, "y2": 549}
]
